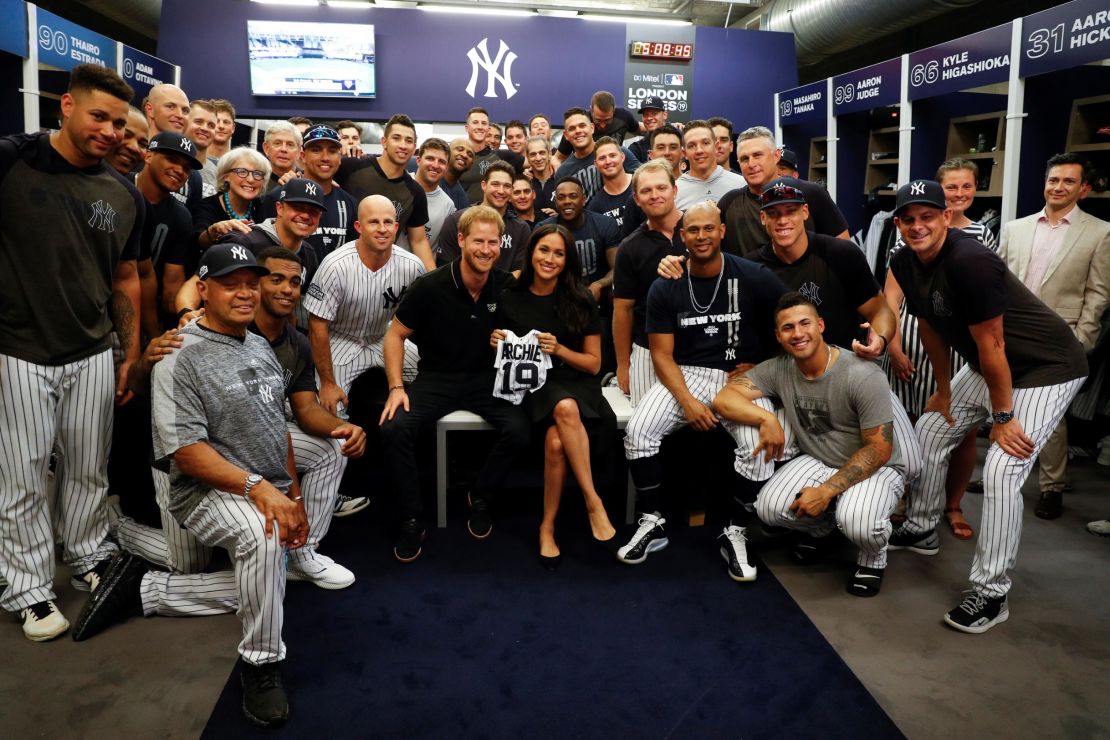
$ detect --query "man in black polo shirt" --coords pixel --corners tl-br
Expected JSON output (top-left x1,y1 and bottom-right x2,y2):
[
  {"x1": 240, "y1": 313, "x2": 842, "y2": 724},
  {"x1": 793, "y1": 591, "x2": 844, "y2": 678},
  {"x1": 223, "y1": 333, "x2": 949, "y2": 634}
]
[
  {"x1": 336, "y1": 114, "x2": 434, "y2": 269},
  {"x1": 457, "y1": 107, "x2": 525, "y2": 204},
  {"x1": 612, "y1": 160, "x2": 686, "y2": 406},
  {"x1": 379, "y1": 205, "x2": 529, "y2": 562},
  {"x1": 627, "y1": 96, "x2": 668, "y2": 165},
  {"x1": 717, "y1": 127, "x2": 848, "y2": 256},
  {"x1": 436, "y1": 161, "x2": 530, "y2": 274},
  {"x1": 538, "y1": 177, "x2": 621, "y2": 302},
  {"x1": 0, "y1": 64, "x2": 144, "y2": 642},
  {"x1": 887, "y1": 180, "x2": 1088, "y2": 634},
  {"x1": 587, "y1": 137, "x2": 644, "y2": 240},
  {"x1": 259, "y1": 125, "x2": 358, "y2": 261}
]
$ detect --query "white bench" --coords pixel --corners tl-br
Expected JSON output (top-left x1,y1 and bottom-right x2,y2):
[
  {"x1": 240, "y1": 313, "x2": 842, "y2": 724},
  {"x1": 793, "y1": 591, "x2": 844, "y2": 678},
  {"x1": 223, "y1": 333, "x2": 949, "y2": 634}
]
[{"x1": 434, "y1": 385, "x2": 636, "y2": 527}]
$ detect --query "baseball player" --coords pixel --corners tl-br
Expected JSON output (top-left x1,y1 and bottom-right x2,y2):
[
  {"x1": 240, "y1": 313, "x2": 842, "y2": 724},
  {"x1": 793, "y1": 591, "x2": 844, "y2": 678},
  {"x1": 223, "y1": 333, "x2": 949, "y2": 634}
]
[
  {"x1": 714, "y1": 292, "x2": 905, "y2": 597},
  {"x1": 0, "y1": 64, "x2": 144, "y2": 642},
  {"x1": 886, "y1": 180, "x2": 1088, "y2": 633},
  {"x1": 306, "y1": 195, "x2": 426, "y2": 419},
  {"x1": 616, "y1": 201, "x2": 788, "y2": 580},
  {"x1": 74, "y1": 244, "x2": 307, "y2": 727}
]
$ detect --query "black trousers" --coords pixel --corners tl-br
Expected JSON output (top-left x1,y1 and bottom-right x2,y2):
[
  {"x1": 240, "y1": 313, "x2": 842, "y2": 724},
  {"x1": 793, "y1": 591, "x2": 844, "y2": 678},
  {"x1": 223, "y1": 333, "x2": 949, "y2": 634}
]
[{"x1": 380, "y1": 371, "x2": 530, "y2": 524}]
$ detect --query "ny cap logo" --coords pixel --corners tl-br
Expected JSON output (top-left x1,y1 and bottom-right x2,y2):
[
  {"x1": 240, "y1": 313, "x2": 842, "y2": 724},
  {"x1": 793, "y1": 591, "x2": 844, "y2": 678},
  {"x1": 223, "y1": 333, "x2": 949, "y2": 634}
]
[
  {"x1": 198, "y1": 265, "x2": 209, "y2": 278},
  {"x1": 304, "y1": 182, "x2": 318, "y2": 196},
  {"x1": 466, "y1": 38, "x2": 518, "y2": 100},
  {"x1": 910, "y1": 181, "x2": 926, "y2": 195},
  {"x1": 230, "y1": 245, "x2": 249, "y2": 261},
  {"x1": 180, "y1": 137, "x2": 193, "y2": 153}
]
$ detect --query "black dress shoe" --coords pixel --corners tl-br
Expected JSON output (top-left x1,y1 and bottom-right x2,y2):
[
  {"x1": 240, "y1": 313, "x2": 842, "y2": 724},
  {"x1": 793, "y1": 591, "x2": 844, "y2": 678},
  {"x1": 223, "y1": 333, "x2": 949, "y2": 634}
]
[
  {"x1": 538, "y1": 552, "x2": 561, "y2": 572},
  {"x1": 72, "y1": 551, "x2": 148, "y2": 641},
  {"x1": 1035, "y1": 490, "x2": 1063, "y2": 520}
]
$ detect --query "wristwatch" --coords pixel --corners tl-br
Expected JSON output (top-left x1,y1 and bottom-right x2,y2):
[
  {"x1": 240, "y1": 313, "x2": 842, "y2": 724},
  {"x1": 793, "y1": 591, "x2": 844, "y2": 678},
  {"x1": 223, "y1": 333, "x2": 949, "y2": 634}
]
[
  {"x1": 992, "y1": 410, "x2": 1014, "y2": 425},
  {"x1": 244, "y1": 473, "x2": 264, "y2": 497}
]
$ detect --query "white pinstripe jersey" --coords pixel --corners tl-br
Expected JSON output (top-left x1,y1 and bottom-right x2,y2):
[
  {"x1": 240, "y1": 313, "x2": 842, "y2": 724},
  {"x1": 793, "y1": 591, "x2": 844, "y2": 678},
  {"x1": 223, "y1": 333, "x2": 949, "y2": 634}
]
[{"x1": 303, "y1": 241, "x2": 426, "y2": 366}]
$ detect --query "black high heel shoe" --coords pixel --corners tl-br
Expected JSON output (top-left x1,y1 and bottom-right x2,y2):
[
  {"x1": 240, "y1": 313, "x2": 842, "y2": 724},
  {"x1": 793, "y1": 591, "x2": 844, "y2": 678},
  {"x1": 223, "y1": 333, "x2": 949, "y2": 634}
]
[{"x1": 538, "y1": 552, "x2": 561, "y2": 572}]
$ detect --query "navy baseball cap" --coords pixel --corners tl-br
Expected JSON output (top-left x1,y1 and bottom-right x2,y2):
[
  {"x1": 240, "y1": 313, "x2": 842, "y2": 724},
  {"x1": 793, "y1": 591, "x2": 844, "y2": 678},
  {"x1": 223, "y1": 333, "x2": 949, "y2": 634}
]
[
  {"x1": 639, "y1": 96, "x2": 665, "y2": 113},
  {"x1": 278, "y1": 178, "x2": 329, "y2": 211},
  {"x1": 759, "y1": 177, "x2": 808, "y2": 210},
  {"x1": 778, "y1": 148, "x2": 799, "y2": 170},
  {"x1": 147, "y1": 132, "x2": 203, "y2": 169},
  {"x1": 302, "y1": 124, "x2": 341, "y2": 147},
  {"x1": 197, "y1": 242, "x2": 269, "y2": 280},
  {"x1": 894, "y1": 179, "x2": 947, "y2": 215}
]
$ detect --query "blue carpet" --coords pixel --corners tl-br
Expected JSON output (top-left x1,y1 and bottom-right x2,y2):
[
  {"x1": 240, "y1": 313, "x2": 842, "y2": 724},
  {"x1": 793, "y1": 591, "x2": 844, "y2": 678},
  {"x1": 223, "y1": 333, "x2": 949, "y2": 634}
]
[{"x1": 201, "y1": 502, "x2": 904, "y2": 739}]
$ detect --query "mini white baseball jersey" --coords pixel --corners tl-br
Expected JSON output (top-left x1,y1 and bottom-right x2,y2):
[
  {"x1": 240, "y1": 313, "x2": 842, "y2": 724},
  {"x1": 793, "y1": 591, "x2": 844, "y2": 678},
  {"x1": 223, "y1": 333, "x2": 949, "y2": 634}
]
[
  {"x1": 492, "y1": 329, "x2": 552, "y2": 404},
  {"x1": 303, "y1": 241, "x2": 426, "y2": 366}
]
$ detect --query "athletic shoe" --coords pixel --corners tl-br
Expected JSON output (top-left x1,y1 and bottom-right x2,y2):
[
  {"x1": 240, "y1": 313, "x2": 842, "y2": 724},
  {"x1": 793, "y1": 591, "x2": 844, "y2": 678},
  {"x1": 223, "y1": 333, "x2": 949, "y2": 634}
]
[
  {"x1": 943, "y1": 591, "x2": 1009, "y2": 634},
  {"x1": 718, "y1": 525, "x2": 757, "y2": 582},
  {"x1": 393, "y1": 518, "x2": 426, "y2": 563},
  {"x1": 847, "y1": 566, "x2": 885, "y2": 597},
  {"x1": 790, "y1": 533, "x2": 836, "y2": 565},
  {"x1": 1087, "y1": 519, "x2": 1110, "y2": 537},
  {"x1": 467, "y1": 493, "x2": 493, "y2": 539},
  {"x1": 72, "y1": 551, "x2": 147, "y2": 642},
  {"x1": 333, "y1": 494, "x2": 370, "y2": 518},
  {"x1": 20, "y1": 600, "x2": 69, "y2": 642},
  {"x1": 287, "y1": 554, "x2": 355, "y2": 590},
  {"x1": 71, "y1": 556, "x2": 113, "y2": 592},
  {"x1": 888, "y1": 527, "x2": 940, "y2": 555},
  {"x1": 616, "y1": 512, "x2": 669, "y2": 564},
  {"x1": 240, "y1": 660, "x2": 289, "y2": 727}
]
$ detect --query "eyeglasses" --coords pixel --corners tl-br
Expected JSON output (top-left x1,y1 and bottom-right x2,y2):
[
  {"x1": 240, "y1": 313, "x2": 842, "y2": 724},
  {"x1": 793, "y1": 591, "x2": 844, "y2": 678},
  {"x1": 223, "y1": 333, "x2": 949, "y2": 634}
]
[
  {"x1": 759, "y1": 184, "x2": 805, "y2": 206},
  {"x1": 229, "y1": 167, "x2": 265, "y2": 181}
]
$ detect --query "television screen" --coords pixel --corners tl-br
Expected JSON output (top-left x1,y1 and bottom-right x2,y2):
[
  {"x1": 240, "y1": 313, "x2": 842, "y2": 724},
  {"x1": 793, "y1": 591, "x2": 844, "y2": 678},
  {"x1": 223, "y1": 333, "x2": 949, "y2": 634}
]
[{"x1": 247, "y1": 20, "x2": 375, "y2": 98}]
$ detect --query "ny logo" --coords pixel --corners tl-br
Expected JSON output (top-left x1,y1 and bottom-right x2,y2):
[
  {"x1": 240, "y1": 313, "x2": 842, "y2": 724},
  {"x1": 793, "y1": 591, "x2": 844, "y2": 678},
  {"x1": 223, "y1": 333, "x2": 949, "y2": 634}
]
[
  {"x1": 304, "y1": 182, "x2": 318, "y2": 196},
  {"x1": 88, "y1": 200, "x2": 117, "y2": 232},
  {"x1": 910, "y1": 181, "x2": 926, "y2": 195},
  {"x1": 179, "y1": 137, "x2": 193, "y2": 152},
  {"x1": 230, "y1": 245, "x2": 249, "y2": 261},
  {"x1": 725, "y1": 348, "x2": 736, "y2": 361},
  {"x1": 259, "y1": 384, "x2": 274, "y2": 403},
  {"x1": 798, "y1": 281, "x2": 822, "y2": 305},
  {"x1": 381, "y1": 286, "x2": 407, "y2": 310},
  {"x1": 466, "y1": 38, "x2": 518, "y2": 100},
  {"x1": 501, "y1": 233, "x2": 513, "y2": 250}
]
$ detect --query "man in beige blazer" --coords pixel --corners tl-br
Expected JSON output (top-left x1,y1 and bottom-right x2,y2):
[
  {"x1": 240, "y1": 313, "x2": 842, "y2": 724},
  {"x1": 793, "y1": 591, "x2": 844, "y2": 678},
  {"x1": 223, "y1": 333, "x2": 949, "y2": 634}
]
[{"x1": 999, "y1": 153, "x2": 1110, "y2": 519}]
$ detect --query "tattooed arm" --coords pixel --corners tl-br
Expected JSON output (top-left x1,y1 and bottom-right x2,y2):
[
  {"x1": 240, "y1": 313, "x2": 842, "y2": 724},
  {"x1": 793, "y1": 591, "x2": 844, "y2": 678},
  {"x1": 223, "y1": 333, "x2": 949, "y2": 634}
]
[
  {"x1": 111, "y1": 259, "x2": 141, "y2": 406},
  {"x1": 790, "y1": 422, "x2": 893, "y2": 518}
]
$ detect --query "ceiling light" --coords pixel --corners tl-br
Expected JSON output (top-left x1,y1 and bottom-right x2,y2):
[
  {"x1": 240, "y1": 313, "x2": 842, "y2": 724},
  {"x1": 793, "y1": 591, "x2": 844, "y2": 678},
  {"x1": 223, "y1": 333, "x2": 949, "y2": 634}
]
[
  {"x1": 419, "y1": 4, "x2": 534, "y2": 16},
  {"x1": 249, "y1": 0, "x2": 319, "y2": 6},
  {"x1": 581, "y1": 14, "x2": 691, "y2": 25},
  {"x1": 535, "y1": 8, "x2": 578, "y2": 16},
  {"x1": 327, "y1": 0, "x2": 373, "y2": 7}
]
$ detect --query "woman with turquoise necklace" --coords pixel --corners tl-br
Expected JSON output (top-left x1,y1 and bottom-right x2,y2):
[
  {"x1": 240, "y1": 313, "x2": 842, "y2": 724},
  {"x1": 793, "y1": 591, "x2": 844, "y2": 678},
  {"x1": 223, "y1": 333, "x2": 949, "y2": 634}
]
[{"x1": 193, "y1": 146, "x2": 272, "y2": 251}]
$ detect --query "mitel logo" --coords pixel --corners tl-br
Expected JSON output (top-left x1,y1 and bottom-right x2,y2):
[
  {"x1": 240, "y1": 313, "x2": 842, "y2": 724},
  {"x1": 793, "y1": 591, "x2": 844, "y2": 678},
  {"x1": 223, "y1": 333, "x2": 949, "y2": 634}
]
[
  {"x1": 663, "y1": 73, "x2": 684, "y2": 85},
  {"x1": 466, "y1": 38, "x2": 518, "y2": 100}
]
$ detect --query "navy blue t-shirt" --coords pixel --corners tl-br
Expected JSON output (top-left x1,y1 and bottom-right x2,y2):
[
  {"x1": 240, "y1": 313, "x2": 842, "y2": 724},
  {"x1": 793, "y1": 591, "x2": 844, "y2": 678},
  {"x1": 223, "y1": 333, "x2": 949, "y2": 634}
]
[
  {"x1": 646, "y1": 253, "x2": 788, "y2": 370},
  {"x1": 537, "y1": 210, "x2": 621, "y2": 284},
  {"x1": 587, "y1": 181, "x2": 644, "y2": 240}
]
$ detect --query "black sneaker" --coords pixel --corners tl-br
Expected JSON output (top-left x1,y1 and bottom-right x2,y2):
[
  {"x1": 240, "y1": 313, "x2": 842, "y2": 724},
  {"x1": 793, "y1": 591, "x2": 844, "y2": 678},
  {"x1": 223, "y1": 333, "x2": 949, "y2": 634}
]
[
  {"x1": 888, "y1": 526, "x2": 940, "y2": 555},
  {"x1": 71, "y1": 556, "x2": 113, "y2": 592},
  {"x1": 943, "y1": 591, "x2": 1009, "y2": 634},
  {"x1": 72, "y1": 551, "x2": 148, "y2": 642},
  {"x1": 240, "y1": 660, "x2": 289, "y2": 727},
  {"x1": 393, "y1": 518, "x2": 426, "y2": 563},
  {"x1": 847, "y1": 566, "x2": 885, "y2": 597},
  {"x1": 616, "y1": 512, "x2": 668, "y2": 564},
  {"x1": 790, "y1": 533, "x2": 836, "y2": 565},
  {"x1": 467, "y1": 493, "x2": 493, "y2": 539}
]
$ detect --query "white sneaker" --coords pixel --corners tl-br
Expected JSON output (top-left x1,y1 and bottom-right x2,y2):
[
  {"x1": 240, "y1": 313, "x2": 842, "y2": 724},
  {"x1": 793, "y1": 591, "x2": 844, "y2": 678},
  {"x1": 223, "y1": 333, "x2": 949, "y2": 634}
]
[
  {"x1": 287, "y1": 555, "x2": 355, "y2": 590},
  {"x1": 719, "y1": 525, "x2": 757, "y2": 582},
  {"x1": 616, "y1": 512, "x2": 669, "y2": 564},
  {"x1": 1087, "y1": 519, "x2": 1110, "y2": 537},
  {"x1": 21, "y1": 600, "x2": 70, "y2": 642},
  {"x1": 333, "y1": 494, "x2": 370, "y2": 518}
]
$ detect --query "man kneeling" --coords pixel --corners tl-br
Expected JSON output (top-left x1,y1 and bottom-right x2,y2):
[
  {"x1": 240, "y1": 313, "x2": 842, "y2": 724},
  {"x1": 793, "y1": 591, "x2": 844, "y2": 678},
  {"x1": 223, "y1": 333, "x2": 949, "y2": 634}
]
[{"x1": 713, "y1": 293, "x2": 904, "y2": 596}]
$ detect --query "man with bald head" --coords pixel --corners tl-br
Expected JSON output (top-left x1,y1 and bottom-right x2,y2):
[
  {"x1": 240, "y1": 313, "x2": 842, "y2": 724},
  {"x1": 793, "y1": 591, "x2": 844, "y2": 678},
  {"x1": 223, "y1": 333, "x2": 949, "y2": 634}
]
[
  {"x1": 305, "y1": 195, "x2": 426, "y2": 419},
  {"x1": 142, "y1": 83, "x2": 204, "y2": 214},
  {"x1": 617, "y1": 200, "x2": 788, "y2": 577}
]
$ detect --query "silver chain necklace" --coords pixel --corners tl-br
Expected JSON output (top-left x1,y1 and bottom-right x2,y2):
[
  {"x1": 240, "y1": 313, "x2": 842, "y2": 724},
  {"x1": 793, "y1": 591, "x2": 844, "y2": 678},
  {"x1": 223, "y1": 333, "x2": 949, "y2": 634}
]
[{"x1": 687, "y1": 256, "x2": 725, "y2": 314}]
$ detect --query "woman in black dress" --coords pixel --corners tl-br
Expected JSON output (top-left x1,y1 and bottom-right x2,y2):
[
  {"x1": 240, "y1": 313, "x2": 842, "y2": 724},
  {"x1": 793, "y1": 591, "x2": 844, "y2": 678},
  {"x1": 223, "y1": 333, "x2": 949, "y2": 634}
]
[{"x1": 492, "y1": 224, "x2": 618, "y2": 569}]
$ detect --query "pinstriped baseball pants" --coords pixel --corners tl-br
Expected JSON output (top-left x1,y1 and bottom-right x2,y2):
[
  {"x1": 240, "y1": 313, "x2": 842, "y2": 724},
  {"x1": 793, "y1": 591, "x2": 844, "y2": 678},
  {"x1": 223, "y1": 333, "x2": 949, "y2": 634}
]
[
  {"x1": 0, "y1": 350, "x2": 118, "y2": 612},
  {"x1": 903, "y1": 366, "x2": 1085, "y2": 597}
]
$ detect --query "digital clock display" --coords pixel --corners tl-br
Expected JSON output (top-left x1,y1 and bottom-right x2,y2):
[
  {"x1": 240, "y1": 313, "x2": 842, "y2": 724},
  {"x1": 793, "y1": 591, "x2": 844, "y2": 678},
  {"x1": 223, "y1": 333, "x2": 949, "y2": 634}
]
[{"x1": 630, "y1": 41, "x2": 694, "y2": 60}]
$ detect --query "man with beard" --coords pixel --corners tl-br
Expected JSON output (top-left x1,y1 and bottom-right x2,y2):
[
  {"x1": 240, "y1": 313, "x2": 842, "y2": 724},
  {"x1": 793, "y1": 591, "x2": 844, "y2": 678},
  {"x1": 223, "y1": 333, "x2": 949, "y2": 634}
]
[
  {"x1": 407, "y1": 138, "x2": 456, "y2": 256},
  {"x1": 555, "y1": 107, "x2": 641, "y2": 203},
  {"x1": 441, "y1": 137, "x2": 474, "y2": 210},
  {"x1": 437, "y1": 161, "x2": 529, "y2": 274}
]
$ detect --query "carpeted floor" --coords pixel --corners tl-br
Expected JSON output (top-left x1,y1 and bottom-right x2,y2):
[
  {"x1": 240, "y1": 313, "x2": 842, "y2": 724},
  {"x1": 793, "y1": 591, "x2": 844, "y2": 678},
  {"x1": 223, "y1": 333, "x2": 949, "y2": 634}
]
[{"x1": 201, "y1": 502, "x2": 904, "y2": 739}]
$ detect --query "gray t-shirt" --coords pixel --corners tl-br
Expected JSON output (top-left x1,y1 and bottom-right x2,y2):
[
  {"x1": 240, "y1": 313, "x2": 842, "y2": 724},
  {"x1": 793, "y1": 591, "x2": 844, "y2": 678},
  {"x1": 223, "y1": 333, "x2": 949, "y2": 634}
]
[
  {"x1": 675, "y1": 165, "x2": 745, "y2": 211},
  {"x1": 398, "y1": 186, "x2": 455, "y2": 252},
  {"x1": 746, "y1": 347, "x2": 904, "y2": 474},
  {"x1": 151, "y1": 321, "x2": 292, "y2": 523}
]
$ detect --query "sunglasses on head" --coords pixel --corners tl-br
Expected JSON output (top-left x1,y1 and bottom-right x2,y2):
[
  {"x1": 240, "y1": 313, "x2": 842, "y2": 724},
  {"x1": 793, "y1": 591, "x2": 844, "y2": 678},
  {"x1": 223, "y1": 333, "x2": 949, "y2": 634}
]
[{"x1": 759, "y1": 184, "x2": 805, "y2": 206}]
